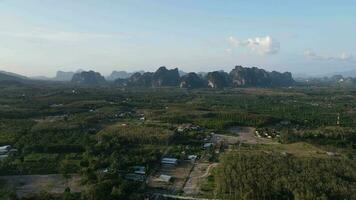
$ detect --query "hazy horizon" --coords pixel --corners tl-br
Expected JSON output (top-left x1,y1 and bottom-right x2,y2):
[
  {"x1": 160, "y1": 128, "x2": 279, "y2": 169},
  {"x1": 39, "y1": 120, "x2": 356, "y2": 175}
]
[{"x1": 0, "y1": 0, "x2": 355, "y2": 77}]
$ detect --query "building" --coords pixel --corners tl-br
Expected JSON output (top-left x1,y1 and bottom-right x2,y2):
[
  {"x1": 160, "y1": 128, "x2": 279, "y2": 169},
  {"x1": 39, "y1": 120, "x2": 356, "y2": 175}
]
[
  {"x1": 125, "y1": 173, "x2": 145, "y2": 182},
  {"x1": 203, "y1": 143, "x2": 213, "y2": 149},
  {"x1": 133, "y1": 166, "x2": 146, "y2": 175},
  {"x1": 0, "y1": 145, "x2": 11, "y2": 154},
  {"x1": 176, "y1": 123, "x2": 201, "y2": 132},
  {"x1": 161, "y1": 157, "x2": 178, "y2": 166},
  {"x1": 187, "y1": 155, "x2": 197, "y2": 161},
  {"x1": 158, "y1": 174, "x2": 172, "y2": 183}
]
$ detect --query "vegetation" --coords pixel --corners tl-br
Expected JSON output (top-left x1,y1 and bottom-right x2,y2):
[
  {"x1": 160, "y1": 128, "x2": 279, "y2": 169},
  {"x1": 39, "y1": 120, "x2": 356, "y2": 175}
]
[
  {"x1": 215, "y1": 151, "x2": 356, "y2": 200},
  {"x1": 0, "y1": 82, "x2": 355, "y2": 199}
]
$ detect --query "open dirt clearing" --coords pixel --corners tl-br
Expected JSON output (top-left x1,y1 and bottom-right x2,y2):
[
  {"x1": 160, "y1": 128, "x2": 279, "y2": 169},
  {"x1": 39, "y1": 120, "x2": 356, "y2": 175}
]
[
  {"x1": 228, "y1": 126, "x2": 278, "y2": 144},
  {"x1": 0, "y1": 174, "x2": 83, "y2": 197}
]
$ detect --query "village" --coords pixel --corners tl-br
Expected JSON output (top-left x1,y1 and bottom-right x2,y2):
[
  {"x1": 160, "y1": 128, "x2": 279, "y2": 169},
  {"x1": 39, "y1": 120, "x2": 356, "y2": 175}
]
[{"x1": 118, "y1": 123, "x2": 266, "y2": 199}]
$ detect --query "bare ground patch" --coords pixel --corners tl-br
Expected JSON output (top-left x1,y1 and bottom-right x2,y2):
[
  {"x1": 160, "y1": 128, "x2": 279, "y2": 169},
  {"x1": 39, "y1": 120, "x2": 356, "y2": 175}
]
[
  {"x1": 228, "y1": 126, "x2": 279, "y2": 145},
  {"x1": 0, "y1": 174, "x2": 83, "y2": 197}
]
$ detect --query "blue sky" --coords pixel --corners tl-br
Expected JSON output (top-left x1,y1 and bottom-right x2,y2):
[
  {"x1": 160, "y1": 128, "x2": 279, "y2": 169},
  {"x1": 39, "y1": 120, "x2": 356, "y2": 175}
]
[{"x1": 0, "y1": 0, "x2": 355, "y2": 76}]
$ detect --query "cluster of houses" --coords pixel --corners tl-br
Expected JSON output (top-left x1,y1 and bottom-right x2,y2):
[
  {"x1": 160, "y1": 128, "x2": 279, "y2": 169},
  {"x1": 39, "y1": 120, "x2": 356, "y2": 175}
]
[
  {"x1": 124, "y1": 157, "x2": 180, "y2": 183},
  {"x1": 255, "y1": 129, "x2": 280, "y2": 139},
  {"x1": 156, "y1": 157, "x2": 179, "y2": 183},
  {"x1": 114, "y1": 111, "x2": 134, "y2": 118},
  {"x1": 124, "y1": 126, "x2": 217, "y2": 185},
  {"x1": 176, "y1": 123, "x2": 201, "y2": 133},
  {"x1": 113, "y1": 111, "x2": 146, "y2": 121},
  {"x1": 124, "y1": 165, "x2": 147, "y2": 182},
  {"x1": 97, "y1": 165, "x2": 148, "y2": 182},
  {"x1": 0, "y1": 145, "x2": 17, "y2": 160},
  {"x1": 156, "y1": 155, "x2": 198, "y2": 183}
]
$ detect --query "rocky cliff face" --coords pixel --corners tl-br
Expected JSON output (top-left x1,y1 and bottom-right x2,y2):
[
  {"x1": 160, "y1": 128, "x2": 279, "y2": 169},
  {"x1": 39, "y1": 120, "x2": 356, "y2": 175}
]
[
  {"x1": 229, "y1": 66, "x2": 270, "y2": 87},
  {"x1": 127, "y1": 72, "x2": 154, "y2": 86},
  {"x1": 229, "y1": 66, "x2": 294, "y2": 87},
  {"x1": 55, "y1": 71, "x2": 75, "y2": 81},
  {"x1": 206, "y1": 71, "x2": 231, "y2": 88},
  {"x1": 127, "y1": 66, "x2": 180, "y2": 87},
  {"x1": 152, "y1": 67, "x2": 180, "y2": 87},
  {"x1": 125, "y1": 66, "x2": 294, "y2": 88},
  {"x1": 107, "y1": 71, "x2": 133, "y2": 81},
  {"x1": 269, "y1": 71, "x2": 294, "y2": 86},
  {"x1": 71, "y1": 71, "x2": 106, "y2": 85},
  {"x1": 180, "y1": 72, "x2": 206, "y2": 88}
]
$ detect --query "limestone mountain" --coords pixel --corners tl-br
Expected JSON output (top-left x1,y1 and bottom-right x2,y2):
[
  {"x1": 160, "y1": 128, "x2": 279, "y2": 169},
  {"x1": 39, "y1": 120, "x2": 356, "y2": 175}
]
[
  {"x1": 152, "y1": 67, "x2": 180, "y2": 87},
  {"x1": 55, "y1": 71, "x2": 75, "y2": 81},
  {"x1": 71, "y1": 71, "x2": 106, "y2": 85},
  {"x1": 180, "y1": 72, "x2": 206, "y2": 88},
  {"x1": 229, "y1": 66, "x2": 294, "y2": 87},
  {"x1": 107, "y1": 71, "x2": 133, "y2": 81},
  {"x1": 127, "y1": 72, "x2": 154, "y2": 86},
  {"x1": 206, "y1": 71, "x2": 231, "y2": 88},
  {"x1": 126, "y1": 66, "x2": 180, "y2": 87},
  {"x1": 118, "y1": 65, "x2": 295, "y2": 88}
]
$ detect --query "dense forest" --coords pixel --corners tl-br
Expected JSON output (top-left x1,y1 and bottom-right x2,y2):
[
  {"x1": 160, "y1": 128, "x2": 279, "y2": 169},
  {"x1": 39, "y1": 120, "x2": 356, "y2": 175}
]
[{"x1": 214, "y1": 151, "x2": 356, "y2": 200}]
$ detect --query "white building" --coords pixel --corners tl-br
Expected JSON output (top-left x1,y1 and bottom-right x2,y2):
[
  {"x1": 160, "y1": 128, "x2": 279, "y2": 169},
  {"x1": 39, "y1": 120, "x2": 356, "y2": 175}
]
[
  {"x1": 158, "y1": 174, "x2": 172, "y2": 183},
  {"x1": 161, "y1": 157, "x2": 178, "y2": 166},
  {"x1": 0, "y1": 145, "x2": 11, "y2": 154}
]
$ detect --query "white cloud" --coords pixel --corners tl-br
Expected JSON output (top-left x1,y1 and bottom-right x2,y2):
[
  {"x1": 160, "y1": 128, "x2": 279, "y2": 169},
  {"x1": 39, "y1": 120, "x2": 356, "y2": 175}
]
[
  {"x1": 304, "y1": 50, "x2": 353, "y2": 61},
  {"x1": 228, "y1": 35, "x2": 280, "y2": 55}
]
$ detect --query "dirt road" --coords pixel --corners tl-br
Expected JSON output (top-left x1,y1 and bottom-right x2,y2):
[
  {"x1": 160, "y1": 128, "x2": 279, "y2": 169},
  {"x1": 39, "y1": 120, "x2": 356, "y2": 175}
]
[{"x1": 183, "y1": 162, "x2": 218, "y2": 196}]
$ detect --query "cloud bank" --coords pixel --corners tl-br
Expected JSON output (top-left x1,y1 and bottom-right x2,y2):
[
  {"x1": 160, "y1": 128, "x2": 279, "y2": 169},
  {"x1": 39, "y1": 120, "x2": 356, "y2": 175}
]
[
  {"x1": 228, "y1": 35, "x2": 280, "y2": 55},
  {"x1": 304, "y1": 50, "x2": 353, "y2": 61}
]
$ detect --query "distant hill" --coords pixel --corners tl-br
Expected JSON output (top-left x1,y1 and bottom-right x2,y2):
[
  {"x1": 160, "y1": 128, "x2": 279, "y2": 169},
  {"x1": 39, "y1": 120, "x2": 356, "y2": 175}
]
[
  {"x1": 206, "y1": 71, "x2": 231, "y2": 88},
  {"x1": 30, "y1": 76, "x2": 52, "y2": 81},
  {"x1": 125, "y1": 67, "x2": 180, "y2": 87},
  {"x1": 0, "y1": 71, "x2": 29, "y2": 83},
  {"x1": 178, "y1": 70, "x2": 187, "y2": 77},
  {"x1": 54, "y1": 71, "x2": 75, "y2": 81},
  {"x1": 107, "y1": 71, "x2": 133, "y2": 81},
  {"x1": 325, "y1": 69, "x2": 356, "y2": 78},
  {"x1": 0, "y1": 70, "x2": 28, "y2": 80},
  {"x1": 180, "y1": 72, "x2": 206, "y2": 88},
  {"x1": 121, "y1": 65, "x2": 294, "y2": 88},
  {"x1": 0, "y1": 66, "x2": 296, "y2": 88},
  {"x1": 106, "y1": 70, "x2": 146, "y2": 81},
  {"x1": 299, "y1": 75, "x2": 356, "y2": 87},
  {"x1": 71, "y1": 71, "x2": 106, "y2": 85}
]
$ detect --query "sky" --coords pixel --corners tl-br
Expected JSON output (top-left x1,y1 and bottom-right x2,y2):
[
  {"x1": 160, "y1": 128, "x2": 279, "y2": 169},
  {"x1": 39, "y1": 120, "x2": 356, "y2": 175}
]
[{"x1": 0, "y1": 0, "x2": 355, "y2": 77}]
